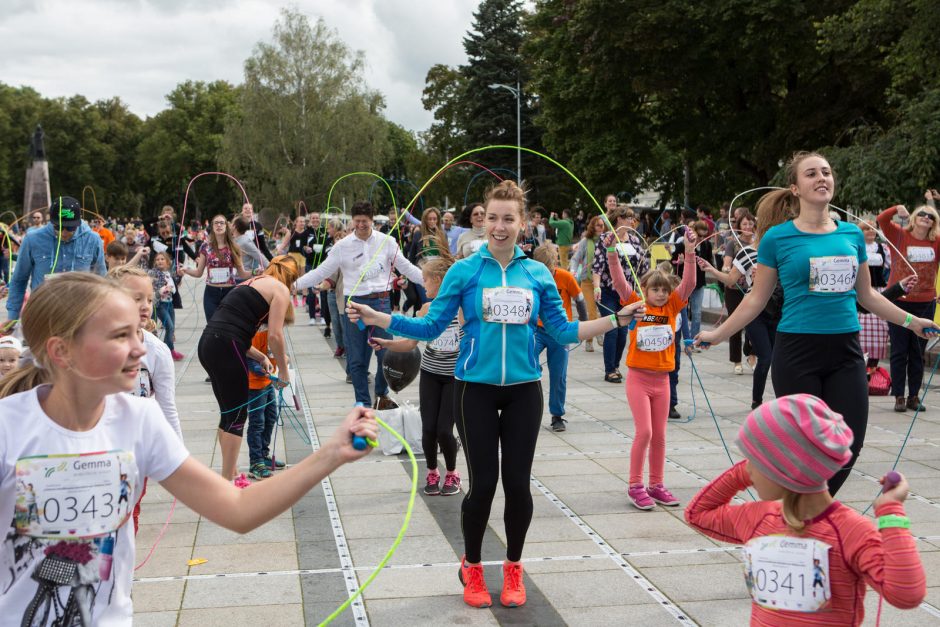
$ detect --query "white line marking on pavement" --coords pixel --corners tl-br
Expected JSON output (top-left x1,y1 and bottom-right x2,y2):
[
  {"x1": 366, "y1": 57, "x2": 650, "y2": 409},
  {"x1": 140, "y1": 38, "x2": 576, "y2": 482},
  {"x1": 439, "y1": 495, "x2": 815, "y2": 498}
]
[{"x1": 286, "y1": 331, "x2": 369, "y2": 626}]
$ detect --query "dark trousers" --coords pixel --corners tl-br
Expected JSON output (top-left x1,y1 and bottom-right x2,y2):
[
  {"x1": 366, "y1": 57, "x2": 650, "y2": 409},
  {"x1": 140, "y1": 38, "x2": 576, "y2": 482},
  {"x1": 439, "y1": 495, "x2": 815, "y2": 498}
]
[
  {"x1": 746, "y1": 313, "x2": 778, "y2": 405},
  {"x1": 888, "y1": 300, "x2": 936, "y2": 398},
  {"x1": 419, "y1": 370, "x2": 458, "y2": 472},
  {"x1": 725, "y1": 286, "x2": 750, "y2": 363},
  {"x1": 203, "y1": 285, "x2": 233, "y2": 323},
  {"x1": 455, "y1": 380, "x2": 542, "y2": 563},
  {"x1": 771, "y1": 332, "x2": 867, "y2": 496}
]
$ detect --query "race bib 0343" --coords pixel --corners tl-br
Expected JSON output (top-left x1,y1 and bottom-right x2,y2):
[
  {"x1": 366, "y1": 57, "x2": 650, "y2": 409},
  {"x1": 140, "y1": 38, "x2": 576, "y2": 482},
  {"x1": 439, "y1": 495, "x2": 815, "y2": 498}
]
[{"x1": 14, "y1": 451, "x2": 137, "y2": 539}]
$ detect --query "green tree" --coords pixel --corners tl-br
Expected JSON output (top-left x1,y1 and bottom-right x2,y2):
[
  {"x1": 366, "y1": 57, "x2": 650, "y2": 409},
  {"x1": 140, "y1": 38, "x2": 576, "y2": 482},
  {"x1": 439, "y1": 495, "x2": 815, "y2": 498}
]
[
  {"x1": 526, "y1": 0, "x2": 893, "y2": 207},
  {"x1": 136, "y1": 80, "x2": 239, "y2": 220},
  {"x1": 222, "y1": 8, "x2": 389, "y2": 214}
]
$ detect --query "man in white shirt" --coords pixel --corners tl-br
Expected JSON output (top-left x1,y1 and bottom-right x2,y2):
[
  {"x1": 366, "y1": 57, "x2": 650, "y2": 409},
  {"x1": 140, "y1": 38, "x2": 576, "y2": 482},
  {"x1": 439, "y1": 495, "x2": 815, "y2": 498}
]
[{"x1": 296, "y1": 201, "x2": 424, "y2": 409}]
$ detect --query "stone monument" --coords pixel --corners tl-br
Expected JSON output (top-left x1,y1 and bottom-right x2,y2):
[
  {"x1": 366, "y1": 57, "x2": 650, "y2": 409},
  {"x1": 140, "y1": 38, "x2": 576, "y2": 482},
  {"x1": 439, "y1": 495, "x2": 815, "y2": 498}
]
[{"x1": 23, "y1": 125, "x2": 51, "y2": 217}]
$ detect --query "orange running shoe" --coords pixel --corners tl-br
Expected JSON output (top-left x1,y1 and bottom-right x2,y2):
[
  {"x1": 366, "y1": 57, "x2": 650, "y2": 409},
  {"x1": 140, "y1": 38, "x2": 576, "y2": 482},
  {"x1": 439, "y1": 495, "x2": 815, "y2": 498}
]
[
  {"x1": 501, "y1": 560, "x2": 526, "y2": 607},
  {"x1": 458, "y1": 555, "x2": 492, "y2": 608}
]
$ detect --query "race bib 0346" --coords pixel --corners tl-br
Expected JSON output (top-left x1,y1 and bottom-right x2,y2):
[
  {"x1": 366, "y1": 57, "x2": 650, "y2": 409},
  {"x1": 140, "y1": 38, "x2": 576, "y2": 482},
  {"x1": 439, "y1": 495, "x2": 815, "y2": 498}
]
[{"x1": 808, "y1": 256, "x2": 857, "y2": 293}]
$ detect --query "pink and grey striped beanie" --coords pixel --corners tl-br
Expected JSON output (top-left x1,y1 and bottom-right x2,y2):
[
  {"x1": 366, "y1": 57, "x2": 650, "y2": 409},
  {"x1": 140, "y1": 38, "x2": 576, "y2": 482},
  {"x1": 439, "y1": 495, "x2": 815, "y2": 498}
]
[{"x1": 736, "y1": 394, "x2": 854, "y2": 494}]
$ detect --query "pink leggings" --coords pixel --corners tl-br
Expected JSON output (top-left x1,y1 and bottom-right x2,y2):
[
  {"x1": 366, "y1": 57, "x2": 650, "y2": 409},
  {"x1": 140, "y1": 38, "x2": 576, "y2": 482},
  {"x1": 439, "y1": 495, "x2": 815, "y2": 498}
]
[{"x1": 626, "y1": 368, "x2": 670, "y2": 486}]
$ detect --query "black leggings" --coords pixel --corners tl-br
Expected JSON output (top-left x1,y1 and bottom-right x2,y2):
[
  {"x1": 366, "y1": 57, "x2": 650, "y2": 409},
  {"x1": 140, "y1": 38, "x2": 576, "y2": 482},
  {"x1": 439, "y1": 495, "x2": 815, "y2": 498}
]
[
  {"x1": 725, "y1": 287, "x2": 751, "y2": 363},
  {"x1": 745, "y1": 312, "x2": 778, "y2": 405},
  {"x1": 419, "y1": 369, "x2": 458, "y2": 472},
  {"x1": 198, "y1": 331, "x2": 250, "y2": 436},
  {"x1": 771, "y1": 332, "x2": 867, "y2": 496},
  {"x1": 455, "y1": 380, "x2": 542, "y2": 563}
]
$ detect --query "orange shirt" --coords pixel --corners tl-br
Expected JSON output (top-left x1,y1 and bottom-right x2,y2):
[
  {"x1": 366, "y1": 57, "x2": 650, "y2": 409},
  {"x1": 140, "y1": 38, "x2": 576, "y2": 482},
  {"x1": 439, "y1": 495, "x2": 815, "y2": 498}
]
[
  {"x1": 94, "y1": 226, "x2": 115, "y2": 249},
  {"x1": 624, "y1": 290, "x2": 686, "y2": 372},
  {"x1": 539, "y1": 267, "x2": 581, "y2": 326},
  {"x1": 247, "y1": 326, "x2": 277, "y2": 390}
]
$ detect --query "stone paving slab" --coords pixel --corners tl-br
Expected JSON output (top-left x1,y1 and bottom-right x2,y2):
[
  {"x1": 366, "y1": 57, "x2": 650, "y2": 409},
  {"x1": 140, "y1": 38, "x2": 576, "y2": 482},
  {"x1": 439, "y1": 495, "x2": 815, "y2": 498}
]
[{"x1": 133, "y1": 293, "x2": 940, "y2": 625}]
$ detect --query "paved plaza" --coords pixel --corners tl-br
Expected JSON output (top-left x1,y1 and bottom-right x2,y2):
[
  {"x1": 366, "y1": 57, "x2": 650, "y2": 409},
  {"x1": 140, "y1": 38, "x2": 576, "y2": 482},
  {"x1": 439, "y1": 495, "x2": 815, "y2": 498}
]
[{"x1": 132, "y1": 291, "x2": 940, "y2": 626}]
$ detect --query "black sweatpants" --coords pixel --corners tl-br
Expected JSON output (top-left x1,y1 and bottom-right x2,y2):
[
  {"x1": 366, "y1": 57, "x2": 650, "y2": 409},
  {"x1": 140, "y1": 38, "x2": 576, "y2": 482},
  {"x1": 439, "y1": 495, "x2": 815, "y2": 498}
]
[
  {"x1": 455, "y1": 380, "x2": 542, "y2": 563},
  {"x1": 771, "y1": 332, "x2": 867, "y2": 496},
  {"x1": 198, "y1": 331, "x2": 251, "y2": 436},
  {"x1": 418, "y1": 369, "x2": 459, "y2": 472}
]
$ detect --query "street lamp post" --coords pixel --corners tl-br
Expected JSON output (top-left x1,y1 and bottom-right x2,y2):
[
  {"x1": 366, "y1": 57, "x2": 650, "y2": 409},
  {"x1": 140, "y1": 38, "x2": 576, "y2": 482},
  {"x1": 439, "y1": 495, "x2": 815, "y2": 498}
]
[{"x1": 488, "y1": 82, "x2": 521, "y2": 185}]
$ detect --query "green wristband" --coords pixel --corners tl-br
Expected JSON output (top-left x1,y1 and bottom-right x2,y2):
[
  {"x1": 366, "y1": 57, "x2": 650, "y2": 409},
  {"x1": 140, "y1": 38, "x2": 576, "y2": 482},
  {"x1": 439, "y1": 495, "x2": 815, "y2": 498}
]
[
  {"x1": 609, "y1": 314, "x2": 618, "y2": 329},
  {"x1": 902, "y1": 313, "x2": 913, "y2": 328},
  {"x1": 877, "y1": 514, "x2": 911, "y2": 530},
  {"x1": 606, "y1": 246, "x2": 617, "y2": 253}
]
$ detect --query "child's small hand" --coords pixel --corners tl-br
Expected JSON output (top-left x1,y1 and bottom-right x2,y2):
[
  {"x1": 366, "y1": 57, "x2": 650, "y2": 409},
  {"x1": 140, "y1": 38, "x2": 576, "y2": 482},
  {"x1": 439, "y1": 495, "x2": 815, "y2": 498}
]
[
  {"x1": 875, "y1": 471, "x2": 909, "y2": 508},
  {"x1": 901, "y1": 274, "x2": 917, "y2": 292}
]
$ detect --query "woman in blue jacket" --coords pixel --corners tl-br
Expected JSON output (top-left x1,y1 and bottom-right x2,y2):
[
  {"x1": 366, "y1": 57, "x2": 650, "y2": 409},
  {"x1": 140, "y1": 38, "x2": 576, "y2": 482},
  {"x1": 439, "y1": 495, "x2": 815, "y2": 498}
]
[{"x1": 348, "y1": 180, "x2": 645, "y2": 610}]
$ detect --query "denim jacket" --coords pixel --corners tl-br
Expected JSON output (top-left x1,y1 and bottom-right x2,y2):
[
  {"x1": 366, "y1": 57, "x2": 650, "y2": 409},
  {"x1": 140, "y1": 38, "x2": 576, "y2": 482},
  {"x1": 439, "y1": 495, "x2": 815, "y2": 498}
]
[{"x1": 6, "y1": 222, "x2": 106, "y2": 320}]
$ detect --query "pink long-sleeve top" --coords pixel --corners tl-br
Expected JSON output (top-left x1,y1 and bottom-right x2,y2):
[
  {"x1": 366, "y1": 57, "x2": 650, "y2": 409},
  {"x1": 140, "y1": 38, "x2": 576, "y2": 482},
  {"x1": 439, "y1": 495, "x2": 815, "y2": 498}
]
[
  {"x1": 607, "y1": 245, "x2": 695, "y2": 372},
  {"x1": 685, "y1": 461, "x2": 926, "y2": 626}
]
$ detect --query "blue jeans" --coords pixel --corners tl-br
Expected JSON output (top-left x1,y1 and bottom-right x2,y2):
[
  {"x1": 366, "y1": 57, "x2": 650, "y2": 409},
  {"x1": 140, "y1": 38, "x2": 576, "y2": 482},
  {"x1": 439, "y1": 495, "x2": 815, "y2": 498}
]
[
  {"x1": 154, "y1": 301, "x2": 175, "y2": 351},
  {"x1": 687, "y1": 286, "x2": 704, "y2": 338},
  {"x1": 247, "y1": 386, "x2": 277, "y2": 465},
  {"x1": 203, "y1": 285, "x2": 232, "y2": 322},
  {"x1": 600, "y1": 287, "x2": 627, "y2": 374},
  {"x1": 343, "y1": 295, "x2": 391, "y2": 404},
  {"x1": 327, "y1": 291, "x2": 344, "y2": 349},
  {"x1": 534, "y1": 327, "x2": 568, "y2": 417}
]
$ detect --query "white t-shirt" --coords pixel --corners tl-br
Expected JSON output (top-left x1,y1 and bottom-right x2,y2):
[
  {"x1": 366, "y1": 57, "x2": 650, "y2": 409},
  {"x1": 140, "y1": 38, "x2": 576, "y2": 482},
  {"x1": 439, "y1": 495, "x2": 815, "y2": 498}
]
[
  {"x1": 0, "y1": 386, "x2": 189, "y2": 626},
  {"x1": 131, "y1": 330, "x2": 183, "y2": 441}
]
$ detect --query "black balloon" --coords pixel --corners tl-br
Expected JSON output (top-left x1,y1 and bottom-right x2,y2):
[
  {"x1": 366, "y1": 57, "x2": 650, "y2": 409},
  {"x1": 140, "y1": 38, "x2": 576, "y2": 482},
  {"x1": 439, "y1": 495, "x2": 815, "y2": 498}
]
[{"x1": 382, "y1": 346, "x2": 421, "y2": 392}]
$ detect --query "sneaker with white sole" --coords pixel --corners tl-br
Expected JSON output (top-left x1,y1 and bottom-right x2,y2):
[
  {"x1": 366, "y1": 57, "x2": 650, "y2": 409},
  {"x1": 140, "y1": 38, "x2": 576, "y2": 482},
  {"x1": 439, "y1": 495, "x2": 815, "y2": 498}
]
[
  {"x1": 646, "y1": 483, "x2": 680, "y2": 506},
  {"x1": 424, "y1": 469, "x2": 441, "y2": 495},
  {"x1": 627, "y1": 484, "x2": 655, "y2": 510},
  {"x1": 441, "y1": 471, "x2": 461, "y2": 496}
]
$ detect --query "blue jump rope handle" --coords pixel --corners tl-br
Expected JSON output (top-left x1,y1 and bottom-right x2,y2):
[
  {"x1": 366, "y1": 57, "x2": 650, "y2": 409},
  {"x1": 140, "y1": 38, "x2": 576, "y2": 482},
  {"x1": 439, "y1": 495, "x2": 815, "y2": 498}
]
[
  {"x1": 627, "y1": 320, "x2": 636, "y2": 330},
  {"x1": 357, "y1": 320, "x2": 366, "y2": 330},
  {"x1": 683, "y1": 339, "x2": 710, "y2": 348},
  {"x1": 883, "y1": 470, "x2": 902, "y2": 491},
  {"x1": 352, "y1": 435, "x2": 368, "y2": 450},
  {"x1": 924, "y1": 328, "x2": 940, "y2": 335}
]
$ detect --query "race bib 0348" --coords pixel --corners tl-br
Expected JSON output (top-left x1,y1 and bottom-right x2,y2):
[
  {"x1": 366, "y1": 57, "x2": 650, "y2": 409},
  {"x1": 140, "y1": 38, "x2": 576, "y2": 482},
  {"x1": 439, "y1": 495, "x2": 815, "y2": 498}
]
[{"x1": 482, "y1": 287, "x2": 533, "y2": 325}]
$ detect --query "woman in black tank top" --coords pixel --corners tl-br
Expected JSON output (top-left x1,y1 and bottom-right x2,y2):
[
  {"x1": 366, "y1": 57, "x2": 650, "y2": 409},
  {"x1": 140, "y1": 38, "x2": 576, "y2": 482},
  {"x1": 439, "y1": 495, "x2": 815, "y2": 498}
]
[{"x1": 198, "y1": 255, "x2": 299, "y2": 483}]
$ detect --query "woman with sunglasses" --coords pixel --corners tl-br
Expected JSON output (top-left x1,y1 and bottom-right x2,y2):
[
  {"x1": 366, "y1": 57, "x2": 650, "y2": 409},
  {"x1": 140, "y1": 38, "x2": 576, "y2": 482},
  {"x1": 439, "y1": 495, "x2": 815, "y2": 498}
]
[{"x1": 877, "y1": 203, "x2": 940, "y2": 412}]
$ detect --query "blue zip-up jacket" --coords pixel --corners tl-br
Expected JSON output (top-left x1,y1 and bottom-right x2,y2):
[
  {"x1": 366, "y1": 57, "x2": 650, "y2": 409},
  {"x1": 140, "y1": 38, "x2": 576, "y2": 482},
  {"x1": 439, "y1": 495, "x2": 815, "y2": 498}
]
[
  {"x1": 388, "y1": 243, "x2": 579, "y2": 386},
  {"x1": 6, "y1": 222, "x2": 106, "y2": 320}
]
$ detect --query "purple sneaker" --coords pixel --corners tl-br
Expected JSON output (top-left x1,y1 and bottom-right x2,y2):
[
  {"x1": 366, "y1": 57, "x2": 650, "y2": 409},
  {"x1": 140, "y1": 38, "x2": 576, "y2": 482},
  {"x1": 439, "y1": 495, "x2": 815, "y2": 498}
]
[
  {"x1": 646, "y1": 484, "x2": 680, "y2": 506},
  {"x1": 627, "y1": 484, "x2": 655, "y2": 510}
]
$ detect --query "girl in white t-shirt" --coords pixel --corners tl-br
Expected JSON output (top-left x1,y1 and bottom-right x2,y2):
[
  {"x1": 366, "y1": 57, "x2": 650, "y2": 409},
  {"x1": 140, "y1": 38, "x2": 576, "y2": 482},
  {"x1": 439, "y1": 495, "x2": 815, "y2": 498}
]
[{"x1": 0, "y1": 273, "x2": 377, "y2": 626}]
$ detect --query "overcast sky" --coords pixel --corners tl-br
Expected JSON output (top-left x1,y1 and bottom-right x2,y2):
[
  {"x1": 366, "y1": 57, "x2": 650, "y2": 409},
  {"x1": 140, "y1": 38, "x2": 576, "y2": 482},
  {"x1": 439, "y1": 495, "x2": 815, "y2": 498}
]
[{"x1": 0, "y1": 0, "x2": 481, "y2": 131}]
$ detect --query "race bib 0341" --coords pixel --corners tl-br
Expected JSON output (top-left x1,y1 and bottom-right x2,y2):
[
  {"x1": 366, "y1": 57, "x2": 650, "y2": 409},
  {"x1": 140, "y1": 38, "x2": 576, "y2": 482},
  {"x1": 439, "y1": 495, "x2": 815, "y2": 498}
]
[{"x1": 743, "y1": 535, "x2": 831, "y2": 613}]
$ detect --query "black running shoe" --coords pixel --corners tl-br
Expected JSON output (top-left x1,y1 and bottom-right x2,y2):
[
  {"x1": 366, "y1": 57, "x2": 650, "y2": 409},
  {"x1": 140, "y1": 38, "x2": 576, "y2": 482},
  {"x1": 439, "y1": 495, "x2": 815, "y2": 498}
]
[{"x1": 551, "y1": 416, "x2": 567, "y2": 432}]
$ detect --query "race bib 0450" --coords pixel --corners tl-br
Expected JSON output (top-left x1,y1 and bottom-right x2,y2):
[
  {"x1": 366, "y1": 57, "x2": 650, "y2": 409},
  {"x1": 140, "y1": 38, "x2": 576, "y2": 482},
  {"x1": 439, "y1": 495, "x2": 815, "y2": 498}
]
[
  {"x1": 636, "y1": 325, "x2": 674, "y2": 352},
  {"x1": 808, "y1": 256, "x2": 857, "y2": 293},
  {"x1": 14, "y1": 451, "x2": 137, "y2": 539},
  {"x1": 743, "y1": 536, "x2": 831, "y2": 613},
  {"x1": 482, "y1": 287, "x2": 533, "y2": 324}
]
